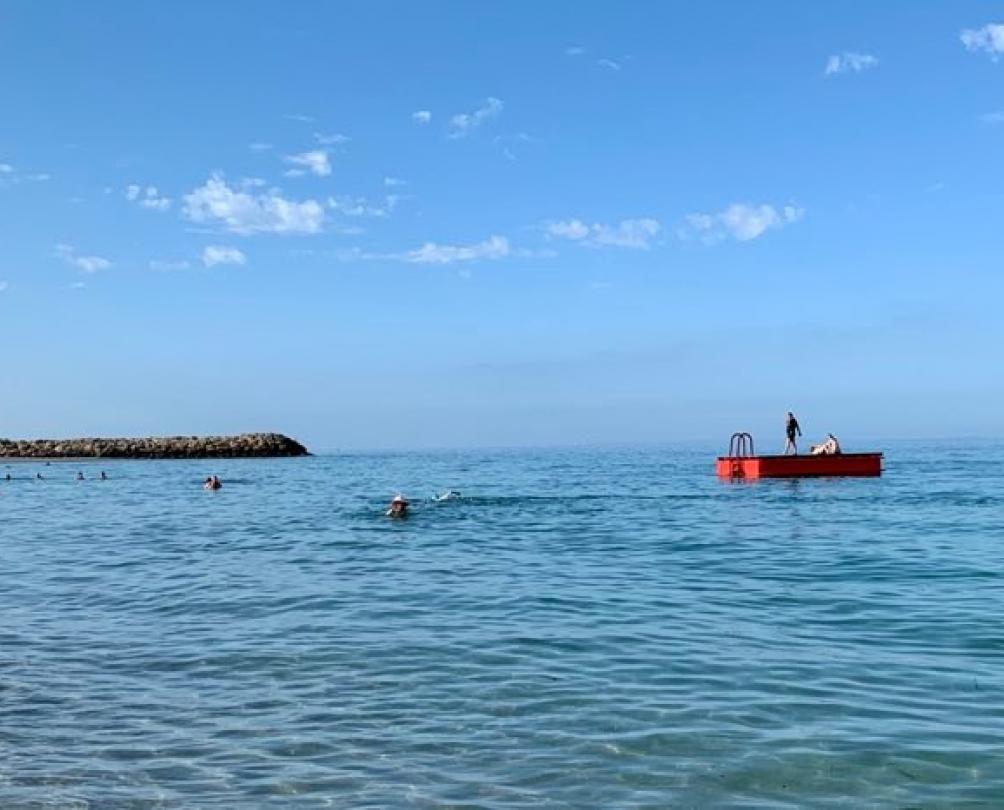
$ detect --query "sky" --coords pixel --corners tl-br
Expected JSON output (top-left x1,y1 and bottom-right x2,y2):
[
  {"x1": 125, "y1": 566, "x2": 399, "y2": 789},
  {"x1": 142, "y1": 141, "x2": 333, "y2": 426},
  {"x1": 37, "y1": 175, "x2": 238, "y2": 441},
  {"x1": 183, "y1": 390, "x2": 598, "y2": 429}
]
[{"x1": 2, "y1": 1, "x2": 1004, "y2": 451}]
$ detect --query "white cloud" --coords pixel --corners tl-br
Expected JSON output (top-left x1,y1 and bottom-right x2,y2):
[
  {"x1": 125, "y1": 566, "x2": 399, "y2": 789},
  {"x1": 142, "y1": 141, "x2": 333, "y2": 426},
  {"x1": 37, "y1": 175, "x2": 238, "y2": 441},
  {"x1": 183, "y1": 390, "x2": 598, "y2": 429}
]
[
  {"x1": 126, "y1": 184, "x2": 171, "y2": 211},
  {"x1": 283, "y1": 149, "x2": 331, "y2": 177},
  {"x1": 55, "y1": 244, "x2": 112, "y2": 273},
  {"x1": 383, "y1": 176, "x2": 406, "y2": 187},
  {"x1": 0, "y1": 281, "x2": 8, "y2": 292},
  {"x1": 314, "y1": 132, "x2": 350, "y2": 146},
  {"x1": 0, "y1": 163, "x2": 50, "y2": 184},
  {"x1": 546, "y1": 218, "x2": 661, "y2": 249},
  {"x1": 248, "y1": 142, "x2": 273, "y2": 151},
  {"x1": 182, "y1": 173, "x2": 325, "y2": 235},
  {"x1": 825, "y1": 52, "x2": 879, "y2": 75},
  {"x1": 149, "y1": 259, "x2": 191, "y2": 271},
  {"x1": 412, "y1": 110, "x2": 432, "y2": 125},
  {"x1": 328, "y1": 194, "x2": 400, "y2": 218},
  {"x1": 961, "y1": 23, "x2": 1004, "y2": 59},
  {"x1": 283, "y1": 113, "x2": 315, "y2": 123},
  {"x1": 342, "y1": 235, "x2": 511, "y2": 265},
  {"x1": 597, "y1": 58, "x2": 622, "y2": 71},
  {"x1": 404, "y1": 235, "x2": 509, "y2": 264},
  {"x1": 202, "y1": 245, "x2": 246, "y2": 268},
  {"x1": 547, "y1": 219, "x2": 591, "y2": 240},
  {"x1": 979, "y1": 111, "x2": 1004, "y2": 124},
  {"x1": 565, "y1": 46, "x2": 586, "y2": 57},
  {"x1": 448, "y1": 98, "x2": 503, "y2": 138},
  {"x1": 679, "y1": 203, "x2": 803, "y2": 243}
]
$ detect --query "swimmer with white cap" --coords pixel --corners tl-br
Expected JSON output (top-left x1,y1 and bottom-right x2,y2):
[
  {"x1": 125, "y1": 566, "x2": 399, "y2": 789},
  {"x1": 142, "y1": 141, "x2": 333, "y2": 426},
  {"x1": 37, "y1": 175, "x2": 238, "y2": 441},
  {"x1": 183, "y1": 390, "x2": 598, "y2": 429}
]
[{"x1": 386, "y1": 494, "x2": 409, "y2": 518}]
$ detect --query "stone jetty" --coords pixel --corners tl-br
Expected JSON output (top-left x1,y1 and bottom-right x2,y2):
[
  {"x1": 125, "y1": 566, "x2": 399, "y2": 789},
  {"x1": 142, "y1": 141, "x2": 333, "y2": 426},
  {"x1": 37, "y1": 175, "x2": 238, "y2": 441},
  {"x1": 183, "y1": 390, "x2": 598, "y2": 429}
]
[{"x1": 0, "y1": 432, "x2": 309, "y2": 459}]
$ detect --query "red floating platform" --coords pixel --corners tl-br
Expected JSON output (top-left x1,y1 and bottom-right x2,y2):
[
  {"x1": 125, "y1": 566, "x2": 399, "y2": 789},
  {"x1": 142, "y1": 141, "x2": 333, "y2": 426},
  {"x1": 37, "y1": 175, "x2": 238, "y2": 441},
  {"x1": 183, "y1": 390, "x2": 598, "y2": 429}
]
[{"x1": 716, "y1": 452, "x2": 882, "y2": 479}]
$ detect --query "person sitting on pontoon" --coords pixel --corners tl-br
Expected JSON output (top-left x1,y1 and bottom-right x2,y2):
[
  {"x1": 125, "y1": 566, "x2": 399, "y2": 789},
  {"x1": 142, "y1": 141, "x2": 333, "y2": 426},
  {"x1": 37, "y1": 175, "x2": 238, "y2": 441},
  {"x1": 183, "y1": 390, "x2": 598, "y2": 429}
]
[{"x1": 810, "y1": 433, "x2": 842, "y2": 456}]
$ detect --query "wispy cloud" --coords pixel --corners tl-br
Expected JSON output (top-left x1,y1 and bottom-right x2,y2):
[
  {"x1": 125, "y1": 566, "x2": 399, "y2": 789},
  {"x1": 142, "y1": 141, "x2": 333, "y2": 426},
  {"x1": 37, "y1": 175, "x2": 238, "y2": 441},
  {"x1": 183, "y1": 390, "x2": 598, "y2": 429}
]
[
  {"x1": 202, "y1": 245, "x2": 246, "y2": 268},
  {"x1": 328, "y1": 194, "x2": 401, "y2": 218},
  {"x1": 961, "y1": 23, "x2": 1004, "y2": 59},
  {"x1": 0, "y1": 281, "x2": 8, "y2": 293},
  {"x1": 248, "y1": 142, "x2": 273, "y2": 152},
  {"x1": 825, "y1": 52, "x2": 879, "y2": 75},
  {"x1": 149, "y1": 259, "x2": 191, "y2": 272},
  {"x1": 383, "y1": 176, "x2": 406, "y2": 188},
  {"x1": 679, "y1": 203, "x2": 803, "y2": 243},
  {"x1": 404, "y1": 235, "x2": 509, "y2": 264},
  {"x1": 0, "y1": 163, "x2": 51, "y2": 184},
  {"x1": 565, "y1": 46, "x2": 586, "y2": 57},
  {"x1": 597, "y1": 58, "x2": 622, "y2": 71},
  {"x1": 545, "y1": 218, "x2": 661, "y2": 249},
  {"x1": 55, "y1": 244, "x2": 112, "y2": 273},
  {"x1": 283, "y1": 149, "x2": 331, "y2": 177},
  {"x1": 283, "y1": 113, "x2": 315, "y2": 123},
  {"x1": 126, "y1": 184, "x2": 171, "y2": 211},
  {"x1": 182, "y1": 173, "x2": 325, "y2": 235},
  {"x1": 342, "y1": 235, "x2": 511, "y2": 265},
  {"x1": 314, "y1": 132, "x2": 350, "y2": 146},
  {"x1": 448, "y1": 98, "x2": 503, "y2": 138},
  {"x1": 412, "y1": 110, "x2": 432, "y2": 125},
  {"x1": 979, "y1": 110, "x2": 1004, "y2": 124}
]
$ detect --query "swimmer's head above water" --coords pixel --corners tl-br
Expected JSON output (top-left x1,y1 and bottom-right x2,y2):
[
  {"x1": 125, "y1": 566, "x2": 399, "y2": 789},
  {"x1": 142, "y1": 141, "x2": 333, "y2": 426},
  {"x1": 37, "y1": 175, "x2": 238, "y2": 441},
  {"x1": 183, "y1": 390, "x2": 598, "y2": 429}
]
[{"x1": 386, "y1": 494, "x2": 409, "y2": 518}]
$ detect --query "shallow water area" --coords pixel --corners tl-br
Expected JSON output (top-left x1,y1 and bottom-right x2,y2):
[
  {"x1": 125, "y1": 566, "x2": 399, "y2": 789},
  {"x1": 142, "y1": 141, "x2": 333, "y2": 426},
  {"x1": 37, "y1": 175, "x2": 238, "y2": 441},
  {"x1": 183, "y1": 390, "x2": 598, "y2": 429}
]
[{"x1": 2, "y1": 441, "x2": 1004, "y2": 807}]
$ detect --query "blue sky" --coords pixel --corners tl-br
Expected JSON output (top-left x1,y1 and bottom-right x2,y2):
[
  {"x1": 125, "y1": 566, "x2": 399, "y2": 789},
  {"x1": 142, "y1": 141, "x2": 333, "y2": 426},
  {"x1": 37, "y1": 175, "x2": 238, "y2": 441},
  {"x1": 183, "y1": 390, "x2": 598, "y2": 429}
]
[{"x1": 2, "y1": 1, "x2": 1004, "y2": 450}]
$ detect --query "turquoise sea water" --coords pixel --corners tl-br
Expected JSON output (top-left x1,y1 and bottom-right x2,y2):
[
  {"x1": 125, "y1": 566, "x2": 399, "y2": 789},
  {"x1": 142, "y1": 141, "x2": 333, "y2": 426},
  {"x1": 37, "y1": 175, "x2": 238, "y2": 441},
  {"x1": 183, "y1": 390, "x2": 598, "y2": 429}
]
[{"x1": 2, "y1": 441, "x2": 1004, "y2": 808}]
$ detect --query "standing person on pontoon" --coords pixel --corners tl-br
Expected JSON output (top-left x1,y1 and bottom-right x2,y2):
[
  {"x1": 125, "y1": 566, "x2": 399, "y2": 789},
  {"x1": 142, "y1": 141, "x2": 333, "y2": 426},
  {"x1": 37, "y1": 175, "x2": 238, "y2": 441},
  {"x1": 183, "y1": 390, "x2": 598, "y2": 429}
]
[{"x1": 784, "y1": 411, "x2": 802, "y2": 455}]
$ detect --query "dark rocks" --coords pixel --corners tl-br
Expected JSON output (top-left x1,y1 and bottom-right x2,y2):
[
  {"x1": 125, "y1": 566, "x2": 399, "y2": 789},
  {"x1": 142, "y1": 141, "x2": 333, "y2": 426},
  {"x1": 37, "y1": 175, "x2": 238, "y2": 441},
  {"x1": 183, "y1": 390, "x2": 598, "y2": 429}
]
[{"x1": 0, "y1": 433, "x2": 310, "y2": 459}]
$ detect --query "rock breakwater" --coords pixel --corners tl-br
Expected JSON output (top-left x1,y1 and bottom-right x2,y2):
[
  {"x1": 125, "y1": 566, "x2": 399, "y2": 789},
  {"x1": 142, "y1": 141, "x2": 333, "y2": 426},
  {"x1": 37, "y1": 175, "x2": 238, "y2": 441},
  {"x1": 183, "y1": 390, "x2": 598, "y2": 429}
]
[{"x1": 0, "y1": 433, "x2": 309, "y2": 459}]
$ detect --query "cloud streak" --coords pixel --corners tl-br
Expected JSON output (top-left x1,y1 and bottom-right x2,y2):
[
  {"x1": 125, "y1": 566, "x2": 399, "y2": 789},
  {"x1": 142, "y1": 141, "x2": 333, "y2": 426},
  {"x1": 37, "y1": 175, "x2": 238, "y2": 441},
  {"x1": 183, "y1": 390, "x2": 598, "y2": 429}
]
[
  {"x1": 825, "y1": 52, "x2": 879, "y2": 75},
  {"x1": 55, "y1": 244, "x2": 112, "y2": 273},
  {"x1": 546, "y1": 218, "x2": 661, "y2": 249},
  {"x1": 182, "y1": 174, "x2": 325, "y2": 235},
  {"x1": 202, "y1": 246, "x2": 247, "y2": 267},
  {"x1": 341, "y1": 235, "x2": 511, "y2": 265},
  {"x1": 126, "y1": 184, "x2": 171, "y2": 211},
  {"x1": 448, "y1": 98, "x2": 503, "y2": 138},
  {"x1": 679, "y1": 203, "x2": 803, "y2": 243},
  {"x1": 283, "y1": 149, "x2": 331, "y2": 177}
]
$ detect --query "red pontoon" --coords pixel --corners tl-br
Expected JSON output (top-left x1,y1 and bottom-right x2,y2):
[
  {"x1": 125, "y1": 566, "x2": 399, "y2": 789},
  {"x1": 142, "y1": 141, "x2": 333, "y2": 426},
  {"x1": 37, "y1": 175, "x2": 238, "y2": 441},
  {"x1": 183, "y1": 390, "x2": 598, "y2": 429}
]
[{"x1": 717, "y1": 432, "x2": 882, "y2": 479}]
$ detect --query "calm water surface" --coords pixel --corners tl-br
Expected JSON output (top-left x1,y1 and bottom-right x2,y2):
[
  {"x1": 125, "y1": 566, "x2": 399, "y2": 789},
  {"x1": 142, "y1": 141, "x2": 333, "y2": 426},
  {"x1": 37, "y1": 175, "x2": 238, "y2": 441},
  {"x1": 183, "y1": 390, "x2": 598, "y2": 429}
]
[{"x1": 2, "y1": 441, "x2": 1004, "y2": 808}]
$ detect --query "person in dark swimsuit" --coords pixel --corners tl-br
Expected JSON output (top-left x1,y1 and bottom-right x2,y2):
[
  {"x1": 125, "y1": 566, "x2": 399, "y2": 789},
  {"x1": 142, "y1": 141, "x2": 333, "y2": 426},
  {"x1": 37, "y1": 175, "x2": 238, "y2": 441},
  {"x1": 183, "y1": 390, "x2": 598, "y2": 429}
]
[{"x1": 784, "y1": 411, "x2": 802, "y2": 455}]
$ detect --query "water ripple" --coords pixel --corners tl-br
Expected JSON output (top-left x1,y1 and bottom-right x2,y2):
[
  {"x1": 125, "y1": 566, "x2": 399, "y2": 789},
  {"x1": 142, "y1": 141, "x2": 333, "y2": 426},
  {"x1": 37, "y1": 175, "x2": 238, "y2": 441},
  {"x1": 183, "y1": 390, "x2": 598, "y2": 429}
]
[{"x1": 2, "y1": 442, "x2": 1004, "y2": 806}]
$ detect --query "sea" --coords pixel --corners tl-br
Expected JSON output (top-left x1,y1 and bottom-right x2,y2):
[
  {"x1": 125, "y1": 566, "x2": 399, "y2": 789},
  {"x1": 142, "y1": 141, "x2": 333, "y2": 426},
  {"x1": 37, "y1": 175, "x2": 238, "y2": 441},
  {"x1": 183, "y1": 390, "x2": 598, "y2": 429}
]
[{"x1": 2, "y1": 440, "x2": 1003, "y2": 808}]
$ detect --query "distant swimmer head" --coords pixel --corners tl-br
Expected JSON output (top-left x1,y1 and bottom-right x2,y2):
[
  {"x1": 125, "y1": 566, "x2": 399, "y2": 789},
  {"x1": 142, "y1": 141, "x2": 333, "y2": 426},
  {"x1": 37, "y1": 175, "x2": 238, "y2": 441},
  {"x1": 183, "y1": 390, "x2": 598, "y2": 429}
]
[
  {"x1": 77, "y1": 472, "x2": 84, "y2": 480},
  {"x1": 204, "y1": 476, "x2": 222, "y2": 491},
  {"x1": 386, "y1": 494, "x2": 409, "y2": 518}
]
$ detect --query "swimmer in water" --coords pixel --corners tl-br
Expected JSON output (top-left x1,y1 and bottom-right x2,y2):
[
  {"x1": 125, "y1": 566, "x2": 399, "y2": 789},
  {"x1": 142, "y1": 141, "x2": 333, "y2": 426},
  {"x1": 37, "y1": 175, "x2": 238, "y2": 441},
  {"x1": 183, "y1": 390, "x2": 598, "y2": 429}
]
[
  {"x1": 77, "y1": 471, "x2": 85, "y2": 481},
  {"x1": 386, "y1": 494, "x2": 409, "y2": 518},
  {"x1": 100, "y1": 471, "x2": 108, "y2": 481},
  {"x1": 204, "y1": 475, "x2": 222, "y2": 491},
  {"x1": 36, "y1": 472, "x2": 44, "y2": 480}
]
